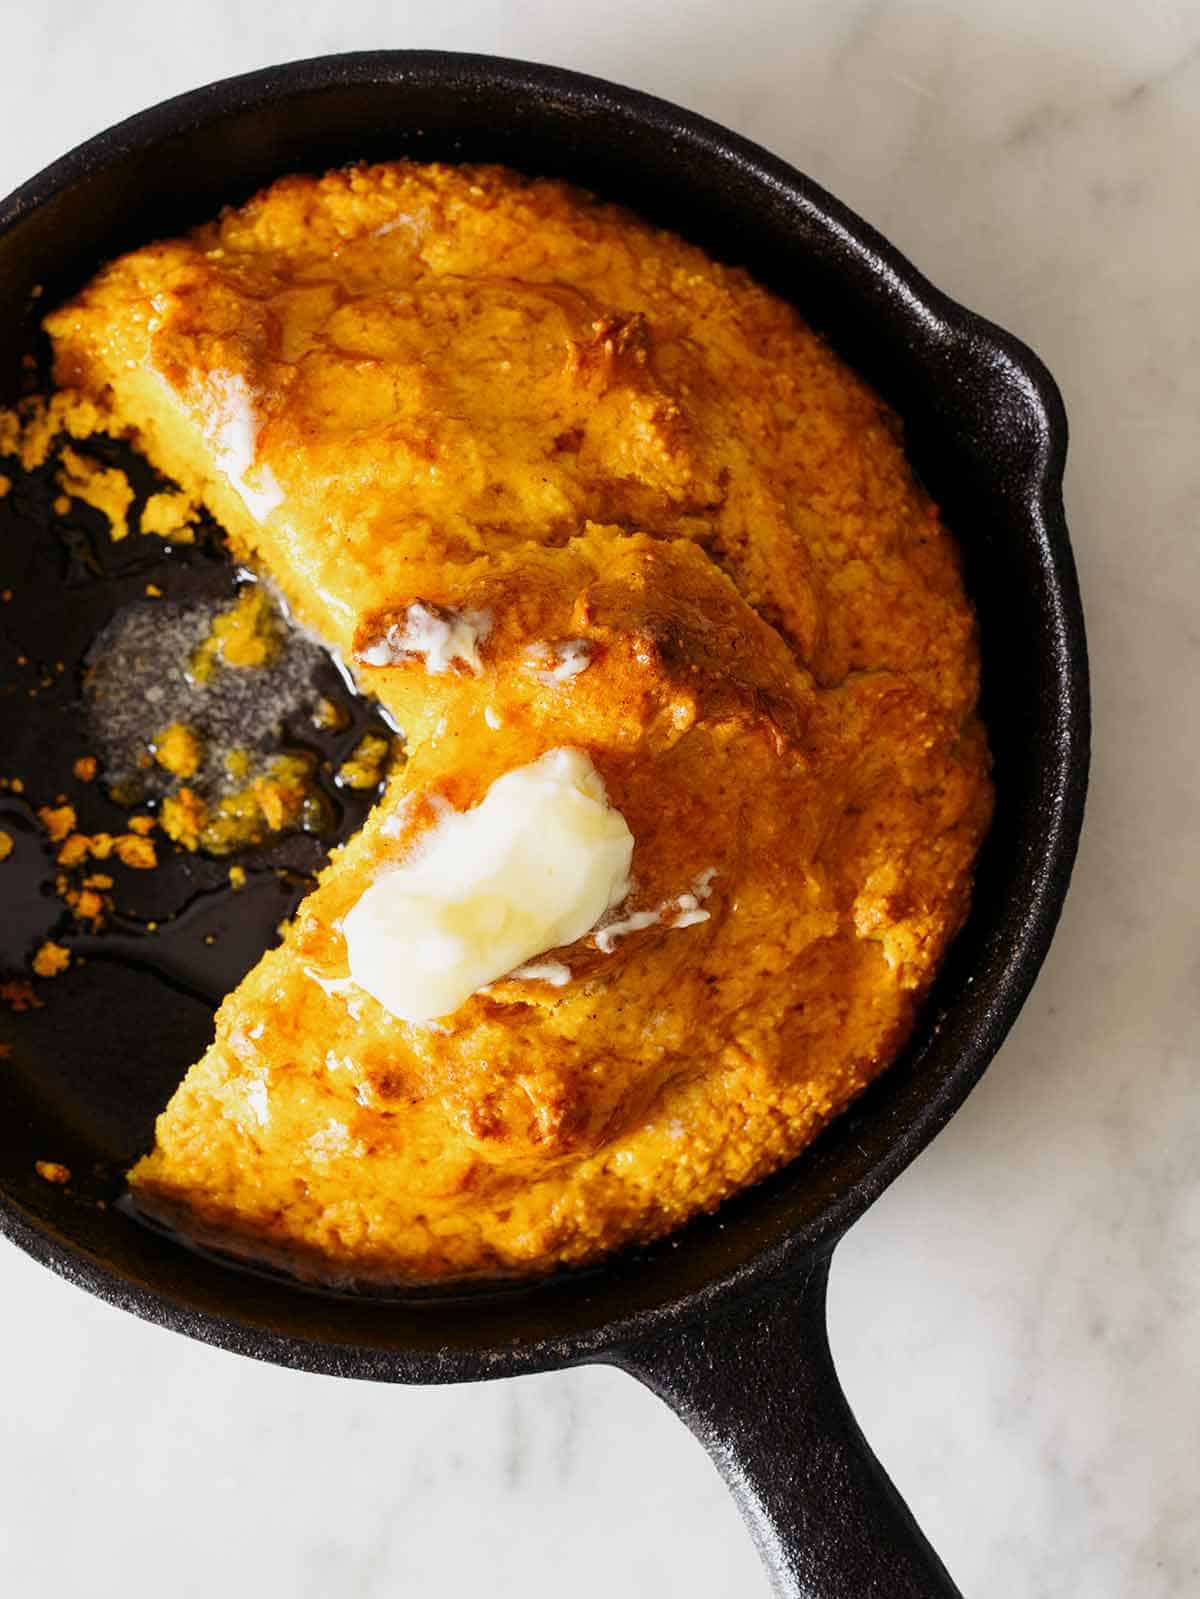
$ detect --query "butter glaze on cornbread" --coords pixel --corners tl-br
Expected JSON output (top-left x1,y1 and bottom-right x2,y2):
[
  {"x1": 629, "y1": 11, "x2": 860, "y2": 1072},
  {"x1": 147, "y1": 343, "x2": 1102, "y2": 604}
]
[{"x1": 46, "y1": 162, "x2": 992, "y2": 1282}]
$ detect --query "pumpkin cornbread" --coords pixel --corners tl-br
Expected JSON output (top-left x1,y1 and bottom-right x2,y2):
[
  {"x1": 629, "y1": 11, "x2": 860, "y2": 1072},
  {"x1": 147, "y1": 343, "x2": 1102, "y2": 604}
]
[{"x1": 44, "y1": 161, "x2": 992, "y2": 1283}]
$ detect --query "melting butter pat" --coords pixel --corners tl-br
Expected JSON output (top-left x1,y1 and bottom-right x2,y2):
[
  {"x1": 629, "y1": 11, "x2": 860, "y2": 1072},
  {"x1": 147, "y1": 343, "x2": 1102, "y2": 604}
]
[{"x1": 343, "y1": 749, "x2": 633, "y2": 1022}]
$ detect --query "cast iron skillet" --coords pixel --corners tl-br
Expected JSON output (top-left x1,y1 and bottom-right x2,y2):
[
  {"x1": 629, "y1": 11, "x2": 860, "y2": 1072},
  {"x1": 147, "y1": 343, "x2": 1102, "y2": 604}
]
[{"x1": 0, "y1": 52, "x2": 1089, "y2": 1598}]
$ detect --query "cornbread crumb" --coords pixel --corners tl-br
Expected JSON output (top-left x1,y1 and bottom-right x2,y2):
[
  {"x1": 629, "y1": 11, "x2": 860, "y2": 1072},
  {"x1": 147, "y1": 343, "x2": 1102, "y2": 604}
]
[
  {"x1": 0, "y1": 472, "x2": 11, "y2": 498},
  {"x1": 56, "y1": 445, "x2": 134, "y2": 540},
  {"x1": 252, "y1": 775, "x2": 288, "y2": 830},
  {"x1": 68, "y1": 887, "x2": 108, "y2": 924},
  {"x1": 37, "y1": 803, "x2": 77, "y2": 843},
  {"x1": 336, "y1": 733, "x2": 393, "y2": 790},
  {"x1": 140, "y1": 489, "x2": 199, "y2": 543},
  {"x1": 127, "y1": 815, "x2": 156, "y2": 835},
  {"x1": 145, "y1": 583, "x2": 163, "y2": 598},
  {"x1": 59, "y1": 863, "x2": 117, "y2": 927},
  {"x1": 35, "y1": 1160, "x2": 71, "y2": 1185},
  {"x1": 0, "y1": 389, "x2": 121, "y2": 472},
  {"x1": 56, "y1": 834, "x2": 92, "y2": 867},
  {"x1": 190, "y1": 587, "x2": 281, "y2": 680},
  {"x1": 159, "y1": 788, "x2": 207, "y2": 851},
  {"x1": 32, "y1": 941, "x2": 71, "y2": 978},
  {"x1": 228, "y1": 864, "x2": 247, "y2": 890},
  {"x1": 114, "y1": 834, "x2": 157, "y2": 870},
  {"x1": 153, "y1": 721, "x2": 204, "y2": 779},
  {"x1": 311, "y1": 696, "x2": 348, "y2": 732},
  {"x1": 0, "y1": 828, "x2": 12, "y2": 862},
  {"x1": 54, "y1": 827, "x2": 155, "y2": 869},
  {"x1": 160, "y1": 756, "x2": 316, "y2": 854},
  {"x1": 72, "y1": 755, "x2": 98, "y2": 782}
]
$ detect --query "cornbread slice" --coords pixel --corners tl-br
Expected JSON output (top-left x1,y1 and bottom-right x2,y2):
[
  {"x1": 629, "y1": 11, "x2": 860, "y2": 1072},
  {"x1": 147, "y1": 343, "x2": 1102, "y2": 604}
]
[{"x1": 45, "y1": 163, "x2": 991, "y2": 1282}]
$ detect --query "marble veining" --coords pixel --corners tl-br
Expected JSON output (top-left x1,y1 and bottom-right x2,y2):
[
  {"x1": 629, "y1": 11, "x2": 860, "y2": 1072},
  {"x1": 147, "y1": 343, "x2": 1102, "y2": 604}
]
[{"x1": 2, "y1": 3, "x2": 1198, "y2": 1596}]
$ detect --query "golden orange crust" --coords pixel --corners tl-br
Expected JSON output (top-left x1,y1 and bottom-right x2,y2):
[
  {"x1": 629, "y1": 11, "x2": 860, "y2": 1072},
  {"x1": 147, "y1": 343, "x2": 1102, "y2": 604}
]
[
  {"x1": 45, "y1": 162, "x2": 992, "y2": 1282},
  {"x1": 47, "y1": 161, "x2": 975, "y2": 712}
]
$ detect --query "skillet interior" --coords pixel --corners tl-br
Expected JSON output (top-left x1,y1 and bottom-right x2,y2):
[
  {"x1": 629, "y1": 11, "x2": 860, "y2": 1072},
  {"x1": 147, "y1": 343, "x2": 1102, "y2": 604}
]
[{"x1": 0, "y1": 52, "x2": 1088, "y2": 1380}]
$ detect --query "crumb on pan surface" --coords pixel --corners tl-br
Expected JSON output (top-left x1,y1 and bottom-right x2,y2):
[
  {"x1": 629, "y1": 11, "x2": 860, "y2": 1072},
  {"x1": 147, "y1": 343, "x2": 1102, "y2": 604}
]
[
  {"x1": 39, "y1": 159, "x2": 992, "y2": 1283},
  {"x1": 34, "y1": 1160, "x2": 72, "y2": 1185}
]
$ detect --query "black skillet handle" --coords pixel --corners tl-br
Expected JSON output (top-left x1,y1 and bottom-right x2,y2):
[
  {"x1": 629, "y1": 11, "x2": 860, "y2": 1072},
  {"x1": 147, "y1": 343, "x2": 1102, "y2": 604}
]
[{"x1": 612, "y1": 1249, "x2": 963, "y2": 1598}]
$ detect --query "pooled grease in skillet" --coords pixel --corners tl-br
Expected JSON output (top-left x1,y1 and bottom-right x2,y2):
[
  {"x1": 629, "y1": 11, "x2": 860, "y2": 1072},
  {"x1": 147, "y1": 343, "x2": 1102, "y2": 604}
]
[{"x1": 0, "y1": 409, "x2": 396, "y2": 1198}]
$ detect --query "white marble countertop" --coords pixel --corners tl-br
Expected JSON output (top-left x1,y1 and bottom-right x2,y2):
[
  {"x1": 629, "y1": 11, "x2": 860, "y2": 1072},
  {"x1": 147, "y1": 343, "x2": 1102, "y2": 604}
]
[{"x1": 2, "y1": 3, "x2": 1197, "y2": 1595}]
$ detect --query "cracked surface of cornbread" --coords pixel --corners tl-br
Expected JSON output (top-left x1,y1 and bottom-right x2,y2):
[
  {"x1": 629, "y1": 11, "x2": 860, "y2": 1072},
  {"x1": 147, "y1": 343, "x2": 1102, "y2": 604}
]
[{"x1": 45, "y1": 161, "x2": 992, "y2": 1282}]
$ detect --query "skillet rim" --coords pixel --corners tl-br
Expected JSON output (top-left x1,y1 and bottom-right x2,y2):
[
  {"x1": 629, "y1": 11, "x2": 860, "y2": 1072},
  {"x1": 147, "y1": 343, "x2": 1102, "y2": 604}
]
[{"x1": 0, "y1": 49, "x2": 1089, "y2": 1381}]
